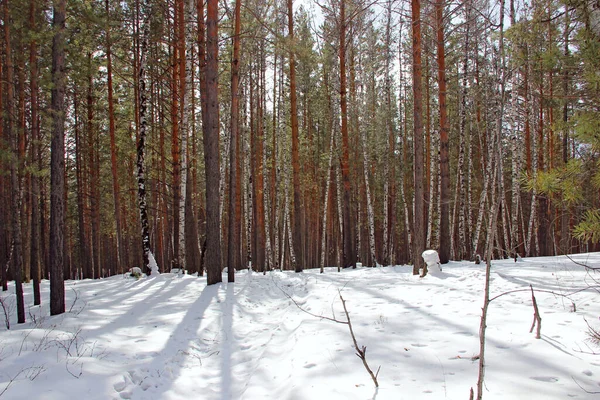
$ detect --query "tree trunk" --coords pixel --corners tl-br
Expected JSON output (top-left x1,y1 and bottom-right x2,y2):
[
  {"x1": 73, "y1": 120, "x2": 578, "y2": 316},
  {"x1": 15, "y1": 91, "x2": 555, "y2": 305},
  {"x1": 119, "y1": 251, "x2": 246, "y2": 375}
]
[
  {"x1": 106, "y1": 0, "x2": 124, "y2": 274},
  {"x1": 412, "y1": 0, "x2": 426, "y2": 275},
  {"x1": 204, "y1": 0, "x2": 222, "y2": 284},
  {"x1": 87, "y1": 54, "x2": 100, "y2": 279},
  {"x1": 0, "y1": 49, "x2": 6, "y2": 292},
  {"x1": 74, "y1": 89, "x2": 90, "y2": 279},
  {"x1": 4, "y1": 0, "x2": 25, "y2": 322},
  {"x1": 29, "y1": 0, "x2": 41, "y2": 303},
  {"x1": 436, "y1": 0, "x2": 450, "y2": 264},
  {"x1": 288, "y1": 0, "x2": 304, "y2": 272},
  {"x1": 137, "y1": 0, "x2": 152, "y2": 273},
  {"x1": 171, "y1": 1, "x2": 181, "y2": 270},
  {"x1": 49, "y1": 0, "x2": 66, "y2": 316},
  {"x1": 178, "y1": 0, "x2": 194, "y2": 271},
  {"x1": 560, "y1": 10, "x2": 570, "y2": 254},
  {"x1": 339, "y1": 0, "x2": 356, "y2": 269},
  {"x1": 227, "y1": 0, "x2": 241, "y2": 281}
]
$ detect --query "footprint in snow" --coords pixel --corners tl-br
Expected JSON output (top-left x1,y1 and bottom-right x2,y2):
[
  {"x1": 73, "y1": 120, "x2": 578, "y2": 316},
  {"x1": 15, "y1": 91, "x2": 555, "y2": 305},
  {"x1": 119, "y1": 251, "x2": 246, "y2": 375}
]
[
  {"x1": 452, "y1": 331, "x2": 474, "y2": 336},
  {"x1": 530, "y1": 376, "x2": 559, "y2": 382}
]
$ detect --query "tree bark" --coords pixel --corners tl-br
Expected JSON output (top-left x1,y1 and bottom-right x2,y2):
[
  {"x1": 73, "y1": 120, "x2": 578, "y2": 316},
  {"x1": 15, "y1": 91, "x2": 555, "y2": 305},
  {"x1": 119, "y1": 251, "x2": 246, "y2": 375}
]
[
  {"x1": 29, "y1": 0, "x2": 41, "y2": 303},
  {"x1": 288, "y1": 0, "x2": 304, "y2": 272},
  {"x1": 50, "y1": 0, "x2": 66, "y2": 316},
  {"x1": 4, "y1": 0, "x2": 25, "y2": 322},
  {"x1": 227, "y1": 0, "x2": 241, "y2": 281},
  {"x1": 106, "y1": 0, "x2": 124, "y2": 275},
  {"x1": 204, "y1": 0, "x2": 222, "y2": 284},
  {"x1": 411, "y1": 0, "x2": 426, "y2": 275},
  {"x1": 171, "y1": 1, "x2": 181, "y2": 270},
  {"x1": 436, "y1": 0, "x2": 450, "y2": 264},
  {"x1": 339, "y1": 0, "x2": 356, "y2": 269},
  {"x1": 137, "y1": 0, "x2": 152, "y2": 273}
]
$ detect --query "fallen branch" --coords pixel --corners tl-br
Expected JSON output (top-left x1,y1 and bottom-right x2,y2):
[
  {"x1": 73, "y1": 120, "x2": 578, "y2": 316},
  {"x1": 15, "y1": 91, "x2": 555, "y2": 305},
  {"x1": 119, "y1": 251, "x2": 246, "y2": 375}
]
[
  {"x1": 275, "y1": 280, "x2": 348, "y2": 324},
  {"x1": 274, "y1": 278, "x2": 379, "y2": 387},
  {"x1": 339, "y1": 291, "x2": 379, "y2": 388},
  {"x1": 529, "y1": 285, "x2": 541, "y2": 339},
  {"x1": 489, "y1": 287, "x2": 582, "y2": 304},
  {"x1": 0, "y1": 369, "x2": 24, "y2": 398},
  {"x1": 572, "y1": 376, "x2": 600, "y2": 394}
]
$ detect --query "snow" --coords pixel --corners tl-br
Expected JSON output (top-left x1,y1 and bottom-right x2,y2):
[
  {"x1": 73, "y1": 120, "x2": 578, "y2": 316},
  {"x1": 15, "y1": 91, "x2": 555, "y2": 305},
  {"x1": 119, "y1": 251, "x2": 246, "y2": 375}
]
[
  {"x1": 1, "y1": 254, "x2": 600, "y2": 399},
  {"x1": 422, "y1": 250, "x2": 442, "y2": 273},
  {"x1": 148, "y1": 252, "x2": 159, "y2": 276}
]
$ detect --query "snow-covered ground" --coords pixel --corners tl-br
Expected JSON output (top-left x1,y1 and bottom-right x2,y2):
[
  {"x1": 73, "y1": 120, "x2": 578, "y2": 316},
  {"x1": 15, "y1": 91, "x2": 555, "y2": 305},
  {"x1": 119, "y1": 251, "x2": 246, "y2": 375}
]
[{"x1": 1, "y1": 254, "x2": 600, "y2": 399}]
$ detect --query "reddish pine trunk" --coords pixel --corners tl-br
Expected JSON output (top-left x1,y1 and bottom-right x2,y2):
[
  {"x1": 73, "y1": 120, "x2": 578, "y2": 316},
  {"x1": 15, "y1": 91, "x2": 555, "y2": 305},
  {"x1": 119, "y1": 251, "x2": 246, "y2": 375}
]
[
  {"x1": 412, "y1": 0, "x2": 426, "y2": 275},
  {"x1": 339, "y1": 0, "x2": 356, "y2": 269},
  {"x1": 106, "y1": 0, "x2": 124, "y2": 274},
  {"x1": 204, "y1": 0, "x2": 222, "y2": 284},
  {"x1": 436, "y1": 0, "x2": 450, "y2": 264},
  {"x1": 289, "y1": 0, "x2": 304, "y2": 272},
  {"x1": 227, "y1": 0, "x2": 241, "y2": 281},
  {"x1": 171, "y1": 2, "x2": 181, "y2": 270}
]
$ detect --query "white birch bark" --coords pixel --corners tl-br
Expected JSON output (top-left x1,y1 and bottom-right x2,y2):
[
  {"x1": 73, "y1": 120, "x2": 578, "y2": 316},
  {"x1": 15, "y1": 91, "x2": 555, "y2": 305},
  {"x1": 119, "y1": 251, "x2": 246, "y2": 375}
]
[
  {"x1": 320, "y1": 130, "x2": 335, "y2": 272},
  {"x1": 361, "y1": 127, "x2": 377, "y2": 266},
  {"x1": 285, "y1": 180, "x2": 295, "y2": 268},
  {"x1": 472, "y1": 134, "x2": 492, "y2": 256},
  {"x1": 178, "y1": 0, "x2": 195, "y2": 270}
]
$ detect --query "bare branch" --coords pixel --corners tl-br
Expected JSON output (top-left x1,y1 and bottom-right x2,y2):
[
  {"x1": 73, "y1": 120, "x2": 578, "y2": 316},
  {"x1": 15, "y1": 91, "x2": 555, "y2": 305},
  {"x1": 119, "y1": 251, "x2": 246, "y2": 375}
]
[
  {"x1": 529, "y1": 285, "x2": 542, "y2": 339},
  {"x1": 339, "y1": 291, "x2": 379, "y2": 388},
  {"x1": 274, "y1": 280, "x2": 348, "y2": 324}
]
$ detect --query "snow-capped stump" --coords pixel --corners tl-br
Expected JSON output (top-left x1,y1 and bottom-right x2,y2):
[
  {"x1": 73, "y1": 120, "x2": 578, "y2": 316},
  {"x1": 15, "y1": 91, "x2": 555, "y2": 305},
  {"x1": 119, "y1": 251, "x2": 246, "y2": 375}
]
[
  {"x1": 422, "y1": 250, "x2": 442, "y2": 273},
  {"x1": 129, "y1": 267, "x2": 142, "y2": 279}
]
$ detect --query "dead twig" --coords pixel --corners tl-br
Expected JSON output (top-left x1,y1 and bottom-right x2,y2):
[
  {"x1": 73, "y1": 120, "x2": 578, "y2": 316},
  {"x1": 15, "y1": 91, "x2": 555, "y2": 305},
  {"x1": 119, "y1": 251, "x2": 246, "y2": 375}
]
[
  {"x1": 0, "y1": 296, "x2": 11, "y2": 330},
  {"x1": 339, "y1": 291, "x2": 379, "y2": 388},
  {"x1": 274, "y1": 278, "x2": 380, "y2": 387},
  {"x1": 572, "y1": 376, "x2": 600, "y2": 394},
  {"x1": 275, "y1": 280, "x2": 348, "y2": 324},
  {"x1": 529, "y1": 285, "x2": 542, "y2": 339}
]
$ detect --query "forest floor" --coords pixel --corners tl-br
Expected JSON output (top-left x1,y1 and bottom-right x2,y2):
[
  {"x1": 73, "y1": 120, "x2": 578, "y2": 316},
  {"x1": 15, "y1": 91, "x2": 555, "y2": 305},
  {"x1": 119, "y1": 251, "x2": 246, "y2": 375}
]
[{"x1": 1, "y1": 253, "x2": 600, "y2": 399}]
